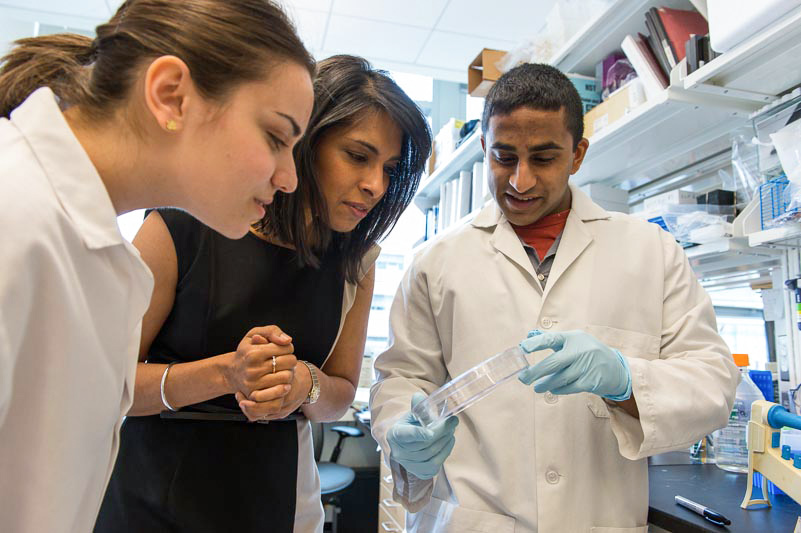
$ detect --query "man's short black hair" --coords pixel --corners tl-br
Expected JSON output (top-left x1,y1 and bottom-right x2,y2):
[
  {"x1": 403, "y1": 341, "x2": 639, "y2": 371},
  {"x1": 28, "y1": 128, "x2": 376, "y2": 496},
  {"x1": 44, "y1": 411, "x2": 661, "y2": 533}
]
[{"x1": 482, "y1": 63, "x2": 584, "y2": 149}]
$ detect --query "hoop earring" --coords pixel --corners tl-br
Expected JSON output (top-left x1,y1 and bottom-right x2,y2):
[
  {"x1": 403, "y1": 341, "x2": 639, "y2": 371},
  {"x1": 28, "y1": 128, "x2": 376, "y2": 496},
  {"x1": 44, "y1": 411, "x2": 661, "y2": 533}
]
[{"x1": 165, "y1": 119, "x2": 178, "y2": 131}]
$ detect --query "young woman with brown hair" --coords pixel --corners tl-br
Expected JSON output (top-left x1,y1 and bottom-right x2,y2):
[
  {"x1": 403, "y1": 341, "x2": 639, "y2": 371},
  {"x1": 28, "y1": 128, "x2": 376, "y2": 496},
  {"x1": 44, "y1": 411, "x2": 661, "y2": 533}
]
[
  {"x1": 0, "y1": 2, "x2": 314, "y2": 531},
  {"x1": 95, "y1": 55, "x2": 432, "y2": 532}
]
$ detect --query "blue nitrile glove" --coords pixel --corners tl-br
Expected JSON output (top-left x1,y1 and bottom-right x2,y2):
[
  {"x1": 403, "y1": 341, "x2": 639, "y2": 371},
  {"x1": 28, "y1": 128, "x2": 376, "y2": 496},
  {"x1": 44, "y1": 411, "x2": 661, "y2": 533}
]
[
  {"x1": 386, "y1": 392, "x2": 459, "y2": 480},
  {"x1": 517, "y1": 330, "x2": 632, "y2": 401}
]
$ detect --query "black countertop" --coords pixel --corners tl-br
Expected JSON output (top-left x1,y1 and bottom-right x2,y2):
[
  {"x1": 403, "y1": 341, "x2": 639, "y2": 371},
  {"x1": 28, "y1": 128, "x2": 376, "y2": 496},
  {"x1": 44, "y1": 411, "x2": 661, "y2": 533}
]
[{"x1": 648, "y1": 464, "x2": 801, "y2": 532}]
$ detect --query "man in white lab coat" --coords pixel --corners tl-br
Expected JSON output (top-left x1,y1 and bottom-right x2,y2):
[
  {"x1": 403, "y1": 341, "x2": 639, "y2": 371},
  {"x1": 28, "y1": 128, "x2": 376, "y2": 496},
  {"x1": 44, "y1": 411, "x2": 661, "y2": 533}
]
[{"x1": 369, "y1": 64, "x2": 739, "y2": 533}]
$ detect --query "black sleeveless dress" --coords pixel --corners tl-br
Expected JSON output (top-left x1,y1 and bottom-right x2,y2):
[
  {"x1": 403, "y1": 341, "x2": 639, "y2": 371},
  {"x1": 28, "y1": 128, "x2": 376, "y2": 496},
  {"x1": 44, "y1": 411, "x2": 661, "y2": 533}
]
[{"x1": 95, "y1": 209, "x2": 345, "y2": 532}]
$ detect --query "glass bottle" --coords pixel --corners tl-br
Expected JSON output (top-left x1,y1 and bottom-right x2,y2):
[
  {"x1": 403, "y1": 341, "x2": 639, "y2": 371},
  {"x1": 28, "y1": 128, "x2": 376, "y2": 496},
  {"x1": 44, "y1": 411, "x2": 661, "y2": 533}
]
[{"x1": 713, "y1": 354, "x2": 765, "y2": 473}]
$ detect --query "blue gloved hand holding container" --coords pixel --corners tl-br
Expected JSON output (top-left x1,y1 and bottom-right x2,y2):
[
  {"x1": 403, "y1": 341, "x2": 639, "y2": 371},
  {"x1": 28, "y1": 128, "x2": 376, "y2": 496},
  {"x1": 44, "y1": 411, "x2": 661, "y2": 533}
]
[
  {"x1": 518, "y1": 330, "x2": 632, "y2": 401},
  {"x1": 387, "y1": 392, "x2": 459, "y2": 479}
]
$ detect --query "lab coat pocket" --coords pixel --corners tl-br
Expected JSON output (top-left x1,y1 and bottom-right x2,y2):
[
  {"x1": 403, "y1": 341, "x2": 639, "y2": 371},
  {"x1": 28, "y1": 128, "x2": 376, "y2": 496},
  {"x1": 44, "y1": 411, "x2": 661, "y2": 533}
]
[
  {"x1": 584, "y1": 325, "x2": 660, "y2": 360},
  {"x1": 586, "y1": 394, "x2": 611, "y2": 419},
  {"x1": 590, "y1": 526, "x2": 648, "y2": 533},
  {"x1": 406, "y1": 496, "x2": 515, "y2": 533}
]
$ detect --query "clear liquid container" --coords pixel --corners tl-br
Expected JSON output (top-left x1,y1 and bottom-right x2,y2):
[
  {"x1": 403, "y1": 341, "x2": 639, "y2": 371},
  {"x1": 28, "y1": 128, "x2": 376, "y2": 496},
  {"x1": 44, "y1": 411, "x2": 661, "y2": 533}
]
[
  {"x1": 713, "y1": 354, "x2": 765, "y2": 473},
  {"x1": 412, "y1": 345, "x2": 529, "y2": 428}
]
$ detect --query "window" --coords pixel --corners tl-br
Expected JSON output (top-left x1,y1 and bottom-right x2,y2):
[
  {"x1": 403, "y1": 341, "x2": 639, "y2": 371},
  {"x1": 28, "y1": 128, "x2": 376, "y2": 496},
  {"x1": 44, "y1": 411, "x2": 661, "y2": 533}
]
[
  {"x1": 709, "y1": 287, "x2": 770, "y2": 370},
  {"x1": 716, "y1": 312, "x2": 770, "y2": 370},
  {"x1": 118, "y1": 209, "x2": 146, "y2": 242}
]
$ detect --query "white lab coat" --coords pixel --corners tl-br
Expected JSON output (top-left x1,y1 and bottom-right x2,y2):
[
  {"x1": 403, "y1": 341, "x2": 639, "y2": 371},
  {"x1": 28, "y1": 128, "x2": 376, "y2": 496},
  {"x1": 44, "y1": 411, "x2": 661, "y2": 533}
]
[
  {"x1": 370, "y1": 184, "x2": 738, "y2": 533},
  {"x1": 0, "y1": 88, "x2": 153, "y2": 532}
]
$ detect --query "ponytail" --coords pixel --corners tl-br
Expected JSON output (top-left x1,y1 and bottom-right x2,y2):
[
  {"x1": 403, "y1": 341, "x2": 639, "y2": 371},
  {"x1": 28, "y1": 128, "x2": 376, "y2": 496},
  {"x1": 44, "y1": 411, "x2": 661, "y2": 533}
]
[{"x1": 0, "y1": 34, "x2": 96, "y2": 118}]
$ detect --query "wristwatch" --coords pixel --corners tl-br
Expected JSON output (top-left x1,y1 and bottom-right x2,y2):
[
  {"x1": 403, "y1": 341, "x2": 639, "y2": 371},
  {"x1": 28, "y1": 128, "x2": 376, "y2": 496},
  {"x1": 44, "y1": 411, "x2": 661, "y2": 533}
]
[{"x1": 302, "y1": 361, "x2": 320, "y2": 405}]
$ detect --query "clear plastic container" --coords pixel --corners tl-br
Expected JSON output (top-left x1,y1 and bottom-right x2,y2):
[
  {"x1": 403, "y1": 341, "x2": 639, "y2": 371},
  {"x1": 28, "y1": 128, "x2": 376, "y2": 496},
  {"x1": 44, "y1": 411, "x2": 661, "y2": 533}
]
[
  {"x1": 713, "y1": 354, "x2": 765, "y2": 473},
  {"x1": 412, "y1": 345, "x2": 529, "y2": 428}
]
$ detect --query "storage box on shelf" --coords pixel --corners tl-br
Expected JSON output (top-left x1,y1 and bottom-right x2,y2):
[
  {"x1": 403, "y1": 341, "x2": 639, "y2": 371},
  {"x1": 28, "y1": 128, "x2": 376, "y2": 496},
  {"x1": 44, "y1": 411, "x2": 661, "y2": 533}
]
[
  {"x1": 467, "y1": 48, "x2": 506, "y2": 98},
  {"x1": 582, "y1": 78, "x2": 646, "y2": 138}
]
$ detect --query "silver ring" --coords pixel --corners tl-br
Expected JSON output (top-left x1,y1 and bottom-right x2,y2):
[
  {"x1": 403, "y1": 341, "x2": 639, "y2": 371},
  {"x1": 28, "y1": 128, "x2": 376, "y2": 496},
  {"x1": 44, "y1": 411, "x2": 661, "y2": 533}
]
[{"x1": 272, "y1": 355, "x2": 277, "y2": 374}]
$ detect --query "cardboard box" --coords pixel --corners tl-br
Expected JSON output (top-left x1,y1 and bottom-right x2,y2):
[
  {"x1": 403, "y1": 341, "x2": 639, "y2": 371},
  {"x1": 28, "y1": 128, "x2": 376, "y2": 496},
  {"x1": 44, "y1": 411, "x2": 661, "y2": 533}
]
[
  {"x1": 426, "y1": 140, "x2": 436, "y2": 175},
  {"x1": 468, "y1": 48, "x2": 507, "y2": 97},
  {"x1": 582, "y1": 78, "x2": 645, "y2": 138}
]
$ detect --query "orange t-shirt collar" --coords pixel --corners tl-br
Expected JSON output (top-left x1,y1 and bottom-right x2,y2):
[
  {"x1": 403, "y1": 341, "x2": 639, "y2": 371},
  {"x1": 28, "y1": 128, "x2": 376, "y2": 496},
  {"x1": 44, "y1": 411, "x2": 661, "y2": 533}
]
[{"x1": 511, "y1": 209, "x2": 570, "y2": 261}]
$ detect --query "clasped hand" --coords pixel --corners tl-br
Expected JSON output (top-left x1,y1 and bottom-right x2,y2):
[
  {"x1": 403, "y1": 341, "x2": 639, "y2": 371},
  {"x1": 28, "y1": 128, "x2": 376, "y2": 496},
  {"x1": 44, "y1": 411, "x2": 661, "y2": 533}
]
[
  {"x1": 518, "y1": 330, "x2": 631, "y2": 401},
  {"x1": 223, "y1": 325, "x2": 304, "y2": 421}
]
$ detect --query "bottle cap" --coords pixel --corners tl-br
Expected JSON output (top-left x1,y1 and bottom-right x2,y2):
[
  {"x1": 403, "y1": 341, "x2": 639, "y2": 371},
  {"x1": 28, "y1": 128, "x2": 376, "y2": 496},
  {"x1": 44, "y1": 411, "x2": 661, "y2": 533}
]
[{"x1": 733, "y1": 354, "x2": 750, "y2": 367}]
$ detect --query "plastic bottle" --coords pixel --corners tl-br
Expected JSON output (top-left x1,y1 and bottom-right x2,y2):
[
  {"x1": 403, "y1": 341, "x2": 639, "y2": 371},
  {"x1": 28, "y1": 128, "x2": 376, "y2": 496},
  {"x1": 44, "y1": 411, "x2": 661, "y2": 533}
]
[{"x1": 713, "y1": 354, "x2": 765, "y2": 473}]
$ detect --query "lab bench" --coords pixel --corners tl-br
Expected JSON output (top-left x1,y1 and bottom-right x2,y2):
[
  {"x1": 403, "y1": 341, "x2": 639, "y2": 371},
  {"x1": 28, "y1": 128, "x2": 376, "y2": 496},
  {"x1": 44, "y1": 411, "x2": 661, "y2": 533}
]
[{"x1": 648, "y1": 463, "x2": 801, "y2": 532}]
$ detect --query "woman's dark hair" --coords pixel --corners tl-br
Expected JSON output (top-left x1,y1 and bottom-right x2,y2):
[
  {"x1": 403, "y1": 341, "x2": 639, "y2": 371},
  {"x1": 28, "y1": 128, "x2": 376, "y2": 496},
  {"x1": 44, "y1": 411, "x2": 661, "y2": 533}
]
[
  {"x1": 482, "y1": 63, "x2": 584, "y2": 149},
  {"x1": 0, "y1": 0, "x2": 315, "y2": 119},
  {"x1": 256, "y1": 55, "x2": 432, "y2": 284}
]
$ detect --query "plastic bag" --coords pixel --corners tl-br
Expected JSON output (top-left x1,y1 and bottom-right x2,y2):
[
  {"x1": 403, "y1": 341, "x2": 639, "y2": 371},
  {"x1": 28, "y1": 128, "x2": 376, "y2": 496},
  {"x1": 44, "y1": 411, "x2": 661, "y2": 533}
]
[
  {"x1": 662, "y1": 205, "x2": 735, "y2": 243},
  {"x1": 770, "y1": 119, "x2": 801, "y2": 216},
  {"x1": 730, "y1": 133, "x2": 762, "y2": 204},
  {"x1": 772, "y1": 119, "x2": 801, "y2": 184},
  {"x1": 602, "y1": 59, "x2": 637, "y2": 99},
  {"x1": 496, "y1": 0, "x2": 615, "y2": 70}
]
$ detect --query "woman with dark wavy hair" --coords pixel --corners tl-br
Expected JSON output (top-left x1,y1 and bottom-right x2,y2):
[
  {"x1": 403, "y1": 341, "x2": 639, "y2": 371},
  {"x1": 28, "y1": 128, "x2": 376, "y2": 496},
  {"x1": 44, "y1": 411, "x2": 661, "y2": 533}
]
[{"x1": 96, "y1": 55, "x2": 432, "y2": 532}]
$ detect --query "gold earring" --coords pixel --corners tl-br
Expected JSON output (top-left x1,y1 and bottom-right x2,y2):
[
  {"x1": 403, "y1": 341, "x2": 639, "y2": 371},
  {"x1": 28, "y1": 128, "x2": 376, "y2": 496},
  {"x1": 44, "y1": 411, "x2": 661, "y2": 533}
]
[{"x1": 165, "y1": 119, "x2": 178, "y2": 131}]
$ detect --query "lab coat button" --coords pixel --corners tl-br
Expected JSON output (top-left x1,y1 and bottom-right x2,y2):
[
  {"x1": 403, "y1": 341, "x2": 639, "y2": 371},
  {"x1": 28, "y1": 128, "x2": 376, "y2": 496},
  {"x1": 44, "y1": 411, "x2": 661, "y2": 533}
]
[
  {"x1": 537, "y1": 273, "x2": 545, "y2": 281},
  {"x1": 545, "y1": 470, "x2": 559, "y2": 484},
  {"x1": 541, "y1": 317, "x2": 553, "y2": 329},
  {"x1": 544, "y1": 391, "x2": 558, "y2": 404}
]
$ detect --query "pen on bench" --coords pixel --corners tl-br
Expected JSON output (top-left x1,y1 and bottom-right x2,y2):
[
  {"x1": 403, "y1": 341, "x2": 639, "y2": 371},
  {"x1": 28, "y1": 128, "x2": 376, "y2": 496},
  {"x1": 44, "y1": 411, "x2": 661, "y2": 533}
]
[{"x1": 675, "y1": 495, "x2": 731, "y2": 526}]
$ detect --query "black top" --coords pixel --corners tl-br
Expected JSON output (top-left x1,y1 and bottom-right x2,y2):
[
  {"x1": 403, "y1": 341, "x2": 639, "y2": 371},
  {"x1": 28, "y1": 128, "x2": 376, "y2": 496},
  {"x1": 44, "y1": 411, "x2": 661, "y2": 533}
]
[
  {"x1": 95, "y1": 209, "x2": 349, "y2": 532},
  {"x1": 148, "y1": 208, "x2": 345, "y2": 410}
]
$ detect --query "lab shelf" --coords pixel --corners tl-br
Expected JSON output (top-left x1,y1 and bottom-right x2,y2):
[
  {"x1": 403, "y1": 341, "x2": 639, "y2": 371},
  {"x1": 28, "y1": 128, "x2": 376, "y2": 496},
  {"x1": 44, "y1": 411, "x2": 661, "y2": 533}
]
[
  {"x1": 550, "y1": 0, "x2": 693, "y2": 76},
  {"x1": 571, "y1": 87, "x2": 758, "y2": 187},
  {"x1": 684, "y1": 238, "x2": 780, "y2": 277},
  {"x1": 683, "y1": 6, "x2": 801, "y2": 102},
  {"x1": 748, "y1": 223, "x2": 801, "y2": 248},
  {"x1": 411, "y1": 207, "x2": 483, "y2": 256},
  {"x1": 413, "y1": 133, "x2": 483, "y2": 212}
]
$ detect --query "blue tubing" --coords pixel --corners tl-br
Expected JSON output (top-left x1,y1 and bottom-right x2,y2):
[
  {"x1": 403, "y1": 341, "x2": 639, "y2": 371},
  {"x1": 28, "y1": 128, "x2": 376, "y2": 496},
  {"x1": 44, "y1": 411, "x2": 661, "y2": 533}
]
[{"x1": 768, "y1": 405, "x2": 801, "y2": 430}]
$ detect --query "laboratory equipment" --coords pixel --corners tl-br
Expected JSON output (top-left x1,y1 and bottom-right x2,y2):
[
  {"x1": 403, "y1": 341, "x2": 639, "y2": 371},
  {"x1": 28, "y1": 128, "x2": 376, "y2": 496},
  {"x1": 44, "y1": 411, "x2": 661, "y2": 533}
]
[
  {"x1": 741, "y1": 400, "x2": 801, "y2": 508},
  {"x1": 713, "y1": 354, "x2": 765, "y2": 473},
  {"x1": 412, "y1": 344, "x2": 530, "y2": 428},
  {"x1": 786, "y1": 278, "x2": 801, "y2": 331}
]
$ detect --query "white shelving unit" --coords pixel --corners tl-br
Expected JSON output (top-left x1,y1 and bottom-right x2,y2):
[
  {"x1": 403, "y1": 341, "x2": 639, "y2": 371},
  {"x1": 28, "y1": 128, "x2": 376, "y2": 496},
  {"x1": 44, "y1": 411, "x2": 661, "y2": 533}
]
[
  {"x1": 550, "y1": 0, "x2": 693, "y2": 76},
  {"x1": 685, "y1": 237, "x2": 781, "y2": 277},
  {"x1": 549, "y1": 1, "x2": 801, "y2": 190},
  {"x1": 409, "y1": 0, "x2": 801, "y2": 289},
  {"x1": 683, "y1": 6, "x2": 801, "y2": 101},
  {"x1": 749, "y1": 224, "x2": 801, "y2": 248},
  {"x1": 571, "y1": 86, "x2": 758, "y2": 187},
  {"x1": 413, "y1": 133, "x2": 483, "y2": 211}
]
